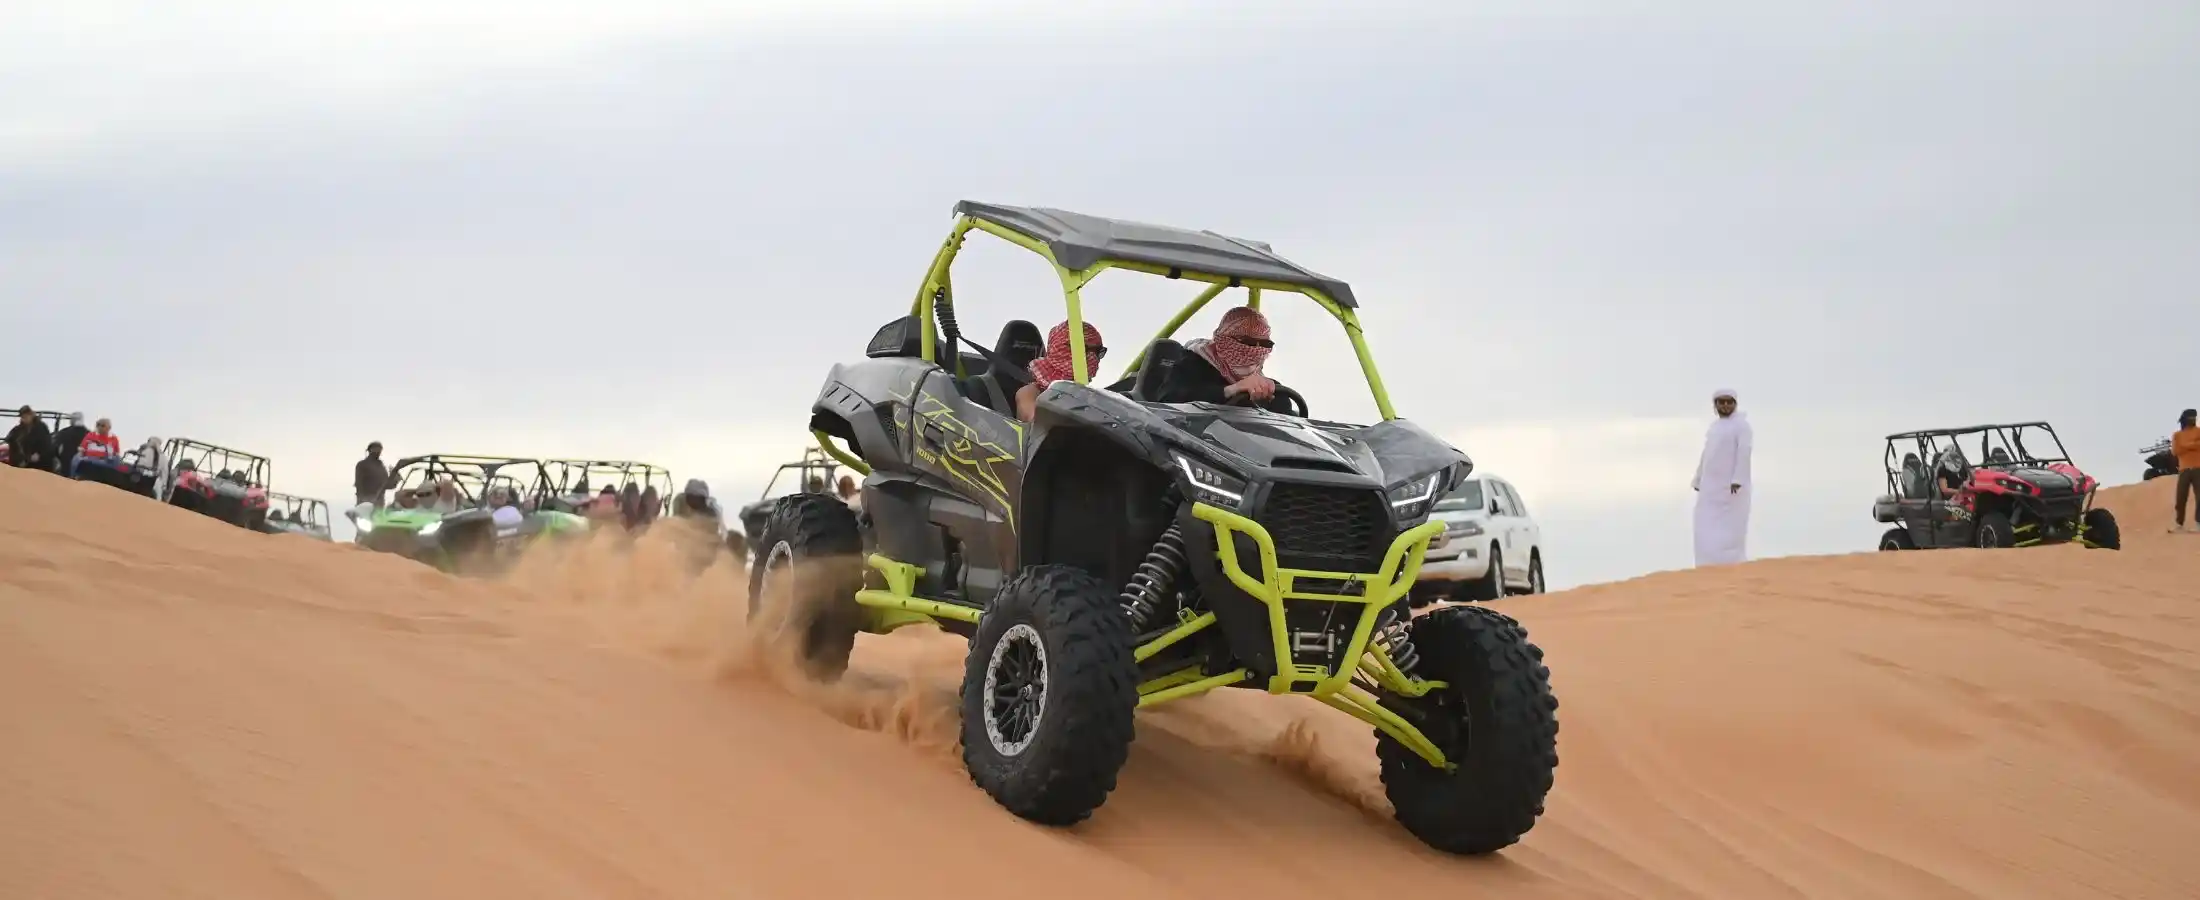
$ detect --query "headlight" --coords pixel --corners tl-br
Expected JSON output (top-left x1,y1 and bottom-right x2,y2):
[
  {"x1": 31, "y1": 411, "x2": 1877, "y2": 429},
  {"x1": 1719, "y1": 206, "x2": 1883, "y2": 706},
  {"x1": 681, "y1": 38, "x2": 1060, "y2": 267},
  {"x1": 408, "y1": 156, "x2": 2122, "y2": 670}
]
[
  {"x1": 1173, "y1": 454, "x2": 1247, "y2": 509},
  {"x1": 1387, "y1": 470, "x2": 1445, "y2": 520},
  {"x1": 419, "y1": 520, "x2": 442, "y2": 537},
  {"x1": 354, "y1": 517, "x2": 376, "y2": 534},
  {"x1": 1448, "y1": 519, "x2": 1485, "y2": 538}
]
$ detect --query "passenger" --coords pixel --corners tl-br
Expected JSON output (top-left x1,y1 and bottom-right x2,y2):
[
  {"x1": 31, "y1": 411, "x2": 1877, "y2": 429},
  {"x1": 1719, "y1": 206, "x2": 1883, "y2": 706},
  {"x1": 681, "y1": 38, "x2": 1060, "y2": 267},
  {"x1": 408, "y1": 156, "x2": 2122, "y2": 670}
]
[
  {"x1": 71, "y1": 418, "x2": 124, "y2": 478},
  {"x1": 590, "y1": 485, "x2": 622, "y2": 523},
  {"x1": 393, "y1": 488, "x2": 420, "y2": 510},
  {"x1": 638, "y1": 485, "x2": 661, "y2": 526},
  {"x1": 5, "y1": 406, "x2": 53, "y2": 470},
  {"x1": 426, "y1": 478, "x2": 462, "y2": 514},
  {"x1": 1146, "y1": 306, "x2": 1284, "y2": 410},
  {"x1": 52, "y1": 413, "x2": 89, "y2": 476},
  {"x1": 806, "y1": 475, "x2": 827, "y2": 495},
  {"x1": 134, "y1": 436, "x2": 167, "y2": 494},
  {"x1": 674, "y1": 478, "x2": 720, "y2": 521},
  {"x1": 836, "y1": 474, "x2": 862, "y2": 511},
  {"x1": 1017, "y1": 320, "x2": 1106, "y2": 423}
]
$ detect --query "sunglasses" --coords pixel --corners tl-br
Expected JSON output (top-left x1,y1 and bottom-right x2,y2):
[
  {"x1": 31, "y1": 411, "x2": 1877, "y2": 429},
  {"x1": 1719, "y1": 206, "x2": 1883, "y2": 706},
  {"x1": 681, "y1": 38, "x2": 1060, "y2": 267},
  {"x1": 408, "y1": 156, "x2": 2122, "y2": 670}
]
[
  {"x1": 1083, "y1": 344, "x2": 1107, "y2": 358},
  {"x1": 1229, "y1": 335, "x2": 1275, "y2": 349}
]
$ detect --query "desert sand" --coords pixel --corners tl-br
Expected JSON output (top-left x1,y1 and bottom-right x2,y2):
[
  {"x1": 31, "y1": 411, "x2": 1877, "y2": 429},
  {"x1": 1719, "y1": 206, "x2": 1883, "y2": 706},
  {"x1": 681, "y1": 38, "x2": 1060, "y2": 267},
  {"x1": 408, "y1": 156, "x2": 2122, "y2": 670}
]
[{"x1": 3, "y1": 467, "x2": 2195, "y2": 899}]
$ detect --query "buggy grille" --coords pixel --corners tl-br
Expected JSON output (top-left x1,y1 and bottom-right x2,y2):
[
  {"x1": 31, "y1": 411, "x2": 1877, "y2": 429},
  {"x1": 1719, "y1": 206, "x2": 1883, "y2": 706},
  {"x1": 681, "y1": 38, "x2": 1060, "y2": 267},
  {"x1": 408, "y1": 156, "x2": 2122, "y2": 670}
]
[{"x1": 1256, "y1": 482, "x2": 1389, "y2": 573}]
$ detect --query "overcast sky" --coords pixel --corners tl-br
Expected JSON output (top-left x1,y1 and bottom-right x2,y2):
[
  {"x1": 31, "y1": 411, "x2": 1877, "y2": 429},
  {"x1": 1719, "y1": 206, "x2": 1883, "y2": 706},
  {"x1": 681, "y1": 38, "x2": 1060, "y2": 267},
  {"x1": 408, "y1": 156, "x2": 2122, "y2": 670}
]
[{"x1": 5, "y1": 1, "x2": 2194, "y2": 586}]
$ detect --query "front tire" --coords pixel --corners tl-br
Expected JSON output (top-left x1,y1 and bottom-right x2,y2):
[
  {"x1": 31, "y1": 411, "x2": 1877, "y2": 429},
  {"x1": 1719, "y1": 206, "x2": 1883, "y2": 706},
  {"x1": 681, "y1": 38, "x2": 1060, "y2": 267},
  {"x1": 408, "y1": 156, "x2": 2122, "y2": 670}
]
[
  {"x1": 746, "y1": 494, "x2": 864, "y2": 680},
  {"x1": 1523, "y1": 552, "x2": 1545, "y2": 595},
  {"x1": 960, "y1": 564, "x2": 1138, "y2": 827},
  {"x1": 2082, "y1": 508, "x2": 2121, "y2": 550},
  {"x1": 1974, "y1": 511, "x2": 2015, "y2": 549},
  {"x1": 1378, "y1": 604, "x2": 1559, "y2": 855},
  {"x1": 1879, "y1": 527, "x2": 1916, "y2": 551}
]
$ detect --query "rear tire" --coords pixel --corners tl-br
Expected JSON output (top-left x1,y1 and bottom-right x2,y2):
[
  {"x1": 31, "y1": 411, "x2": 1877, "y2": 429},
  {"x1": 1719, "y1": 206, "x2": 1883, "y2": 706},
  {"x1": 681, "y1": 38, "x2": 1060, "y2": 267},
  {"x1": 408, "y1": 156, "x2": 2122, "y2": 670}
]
[
  {"x1": 1378, "y1": 604, "x2": 1559, "y2": 855},
  {"x1": 2082, "y1": 508, "x2": 2121, "y2": 550},
  {"x1": 960, "y1": 564, "x2": 1138, "y2": 827},
  {"x1": 1524, "y1": 552, "x2": 1545, "y2": 595},
  {"x1": 746, "y1": 493, "x2": 865, "y2": 680},
  {"x1": 1879, "y1": 527, "x2": 1916, "y2": 551}
]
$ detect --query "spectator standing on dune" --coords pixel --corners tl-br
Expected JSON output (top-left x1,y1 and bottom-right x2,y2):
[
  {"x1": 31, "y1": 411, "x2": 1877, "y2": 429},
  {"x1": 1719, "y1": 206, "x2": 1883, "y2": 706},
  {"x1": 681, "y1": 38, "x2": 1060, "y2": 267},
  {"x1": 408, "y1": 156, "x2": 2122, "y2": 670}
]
[
  {"x1": 7, "y1": 406, "x2": 52, "y2": 470},
  {"x1": 1691, "y1": 388, "x2": 1754, "y2": 566},
  {"x1": 355, "y1": 442, "x2": 388, "y2": 508},
  {"x1": 2171, "y1": 408, "x2": 2200, "y2": 534}
]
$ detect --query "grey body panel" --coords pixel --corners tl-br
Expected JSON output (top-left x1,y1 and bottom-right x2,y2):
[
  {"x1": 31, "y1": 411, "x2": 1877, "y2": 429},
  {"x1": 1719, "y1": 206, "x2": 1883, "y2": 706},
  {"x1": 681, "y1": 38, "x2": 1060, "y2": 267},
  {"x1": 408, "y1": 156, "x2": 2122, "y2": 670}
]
[{"x1": 954, "y1": 201, "x2": 1359, "y2": 308}]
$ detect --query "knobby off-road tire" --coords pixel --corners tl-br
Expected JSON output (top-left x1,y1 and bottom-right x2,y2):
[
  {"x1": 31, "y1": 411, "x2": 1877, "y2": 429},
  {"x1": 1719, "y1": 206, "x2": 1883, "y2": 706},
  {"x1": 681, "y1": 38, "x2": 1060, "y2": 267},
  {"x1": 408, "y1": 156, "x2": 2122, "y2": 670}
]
[
  {"x1": 960, "y1": 564, "x2": 1139, "y2": 827},
  {"x1": 2083, "y1": 508, "x2": 2121, "y2": 550},
  {"x1": 1975, "y1": 511, "x2": 2015, "y2": 549},
  {"x1": 1378, "y1": 604, "x2": 1559, "y2": 856},
  {"x1": 746, "y1": 493, "x2": 865, "y2": 680},
  {"x1": 1879, "y1": 527, "x2": 1916, "y2": 551}
]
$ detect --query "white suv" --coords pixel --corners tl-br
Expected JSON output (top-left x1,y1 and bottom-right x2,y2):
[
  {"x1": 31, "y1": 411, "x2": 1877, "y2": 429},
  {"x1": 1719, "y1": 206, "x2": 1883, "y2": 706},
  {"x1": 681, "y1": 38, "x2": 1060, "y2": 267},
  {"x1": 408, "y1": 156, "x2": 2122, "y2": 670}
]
[{"x1": 1415, "y1": 473, "x2": 1546, "y2": 603}]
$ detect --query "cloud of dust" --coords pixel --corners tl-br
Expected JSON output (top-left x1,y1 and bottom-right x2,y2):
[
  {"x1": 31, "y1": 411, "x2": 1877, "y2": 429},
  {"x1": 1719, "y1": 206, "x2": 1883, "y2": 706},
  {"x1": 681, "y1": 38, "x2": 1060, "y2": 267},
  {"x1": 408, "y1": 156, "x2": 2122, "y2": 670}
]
[
  {"x1": 492, "y1": 524, "x2": 964, "y2": 756},
  {"x1": 485, "y1": 521, "x2": 1390, "y2": 789}
]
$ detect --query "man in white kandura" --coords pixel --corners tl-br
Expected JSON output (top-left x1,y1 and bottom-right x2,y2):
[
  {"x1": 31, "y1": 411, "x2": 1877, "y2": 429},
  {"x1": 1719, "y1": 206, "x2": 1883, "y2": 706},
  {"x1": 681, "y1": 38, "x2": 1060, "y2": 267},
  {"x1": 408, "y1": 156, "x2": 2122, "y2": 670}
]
[{"x1": 1691, "y1": 387, "x2": 1754, "y2": 566}]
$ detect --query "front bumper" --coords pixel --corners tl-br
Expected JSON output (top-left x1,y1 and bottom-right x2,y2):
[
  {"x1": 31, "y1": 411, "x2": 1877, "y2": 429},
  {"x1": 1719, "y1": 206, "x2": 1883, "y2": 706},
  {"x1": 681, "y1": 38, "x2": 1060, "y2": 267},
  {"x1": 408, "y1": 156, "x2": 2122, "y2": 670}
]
[{"x1": 1189, "y1": 502, "x2": 1445, "y2": 696}]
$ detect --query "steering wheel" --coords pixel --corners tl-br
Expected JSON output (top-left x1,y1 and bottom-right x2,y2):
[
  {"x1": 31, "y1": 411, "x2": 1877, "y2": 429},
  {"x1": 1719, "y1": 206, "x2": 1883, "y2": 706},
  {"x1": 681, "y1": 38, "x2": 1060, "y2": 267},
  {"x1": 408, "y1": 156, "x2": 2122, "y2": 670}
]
[{"x1": 1228, "y1": 383, "x2": 1309, "y2": 418}]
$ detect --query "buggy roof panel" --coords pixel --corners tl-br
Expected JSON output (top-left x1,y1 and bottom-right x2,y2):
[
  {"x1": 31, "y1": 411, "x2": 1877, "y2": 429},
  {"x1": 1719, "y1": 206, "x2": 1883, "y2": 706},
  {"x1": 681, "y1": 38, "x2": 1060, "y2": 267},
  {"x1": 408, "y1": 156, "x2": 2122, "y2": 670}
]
[
  {"x1": 953, "y1": 201, "x2": 1359, "y2": 308},
  {"x1": 391, "y1": 454, "x2": 539, "y2": 469},
  {"x1": 1885, "y1": 422, "x2": 2056, "y2": 440}
]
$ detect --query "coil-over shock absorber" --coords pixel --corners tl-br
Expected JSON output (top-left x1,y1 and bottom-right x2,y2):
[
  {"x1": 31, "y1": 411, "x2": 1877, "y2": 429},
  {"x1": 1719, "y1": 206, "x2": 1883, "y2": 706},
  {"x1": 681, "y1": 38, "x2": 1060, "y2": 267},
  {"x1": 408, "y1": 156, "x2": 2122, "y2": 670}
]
[
  {"x1": 1120, "y1": 521, "x2": 1189, "y2": 632},
  {"x1": 1373, "y1": 604, "x2": 1420, "y2": 676}
]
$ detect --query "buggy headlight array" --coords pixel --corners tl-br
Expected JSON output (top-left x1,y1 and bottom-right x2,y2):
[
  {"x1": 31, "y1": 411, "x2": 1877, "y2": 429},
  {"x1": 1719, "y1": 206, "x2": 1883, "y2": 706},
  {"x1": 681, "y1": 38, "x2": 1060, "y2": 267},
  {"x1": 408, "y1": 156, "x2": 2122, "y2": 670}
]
[
  {"x1": 1173, "y1": 454, "x2": 1246, "y2": 509},
  {"x1": 1388, "y1": 469, "x2": 1446, "y2": 521}
]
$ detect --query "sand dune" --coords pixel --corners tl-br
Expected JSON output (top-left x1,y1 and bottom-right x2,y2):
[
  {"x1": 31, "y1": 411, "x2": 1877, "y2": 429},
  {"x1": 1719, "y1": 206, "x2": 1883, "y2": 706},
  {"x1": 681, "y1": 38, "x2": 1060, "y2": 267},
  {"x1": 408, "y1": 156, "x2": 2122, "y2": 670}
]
[{"x1": 3, "y1": 467, "x2": 2195, "y2": 899}]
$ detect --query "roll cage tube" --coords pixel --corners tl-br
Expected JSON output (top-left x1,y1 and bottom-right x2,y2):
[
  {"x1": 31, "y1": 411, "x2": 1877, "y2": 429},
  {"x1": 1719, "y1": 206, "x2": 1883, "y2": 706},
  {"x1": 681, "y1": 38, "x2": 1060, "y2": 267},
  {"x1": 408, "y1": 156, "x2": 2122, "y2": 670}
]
[{"x1": 908, "y1": 214, "x2": 1400, "y2": 421}]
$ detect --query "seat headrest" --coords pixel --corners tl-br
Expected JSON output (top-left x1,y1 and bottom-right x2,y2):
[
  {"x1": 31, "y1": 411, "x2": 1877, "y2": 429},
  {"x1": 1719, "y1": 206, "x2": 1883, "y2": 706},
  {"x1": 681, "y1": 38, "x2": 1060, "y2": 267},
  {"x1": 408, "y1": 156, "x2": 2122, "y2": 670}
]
[
  {"x1": 1130, "y1": 339, "x2": 1186, "y2": 402},
  {"x1": 994, "y1": 320, "x2": 1043, "y2": 368}
]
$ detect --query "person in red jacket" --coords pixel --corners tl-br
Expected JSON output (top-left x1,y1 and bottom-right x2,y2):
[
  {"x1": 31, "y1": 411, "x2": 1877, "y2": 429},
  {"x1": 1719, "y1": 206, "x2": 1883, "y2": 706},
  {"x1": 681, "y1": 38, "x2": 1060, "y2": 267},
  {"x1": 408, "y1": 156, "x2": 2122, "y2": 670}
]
[{"x1": 70, "y1": 417, "x2": 125, "y2": 478}]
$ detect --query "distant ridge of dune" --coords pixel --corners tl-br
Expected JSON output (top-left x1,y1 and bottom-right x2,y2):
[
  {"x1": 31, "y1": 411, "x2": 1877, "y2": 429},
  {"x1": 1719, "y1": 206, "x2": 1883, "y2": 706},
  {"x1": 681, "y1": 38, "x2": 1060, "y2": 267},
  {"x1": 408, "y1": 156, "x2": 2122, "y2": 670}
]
[{"x1": 2, "y1": 468, "x2": 2194, "y2": 899}]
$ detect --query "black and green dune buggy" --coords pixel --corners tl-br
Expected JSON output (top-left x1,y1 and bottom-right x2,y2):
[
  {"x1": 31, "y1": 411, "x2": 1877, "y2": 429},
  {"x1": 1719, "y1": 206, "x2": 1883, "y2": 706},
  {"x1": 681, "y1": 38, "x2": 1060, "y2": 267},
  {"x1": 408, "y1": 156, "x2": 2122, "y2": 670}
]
[{"x1": 749, "y1": 201, "x2": 1559, "y2": 855}]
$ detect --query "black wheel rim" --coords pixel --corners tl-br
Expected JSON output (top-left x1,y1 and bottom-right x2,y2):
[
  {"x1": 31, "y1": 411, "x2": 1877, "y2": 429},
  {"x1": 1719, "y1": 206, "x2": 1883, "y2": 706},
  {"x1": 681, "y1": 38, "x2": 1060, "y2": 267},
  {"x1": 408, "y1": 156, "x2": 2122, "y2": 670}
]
[
  {"x1": 982, "y1": 623, "x2": 1048, "y2": 757},
  {"x1": 752, "y1": 540, "x2": 794, "y2": 617}
]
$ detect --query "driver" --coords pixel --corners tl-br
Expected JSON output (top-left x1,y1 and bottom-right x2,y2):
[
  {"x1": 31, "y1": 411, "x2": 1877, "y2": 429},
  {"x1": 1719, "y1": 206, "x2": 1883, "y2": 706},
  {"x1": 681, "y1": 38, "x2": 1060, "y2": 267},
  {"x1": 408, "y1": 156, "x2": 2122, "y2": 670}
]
[
  {"x1": 1145, "y1": 306, "x2": 1291, "y2": 412},
  {"x1": 487, "y1": 486, "x2": 525, "y2": 529},
  {"x1": 1017, "y1": 320, "x2": 1106, "y2": 422},
  {"x1": 1935, "y1": 449, "x2": 1969, "y2": 498}
]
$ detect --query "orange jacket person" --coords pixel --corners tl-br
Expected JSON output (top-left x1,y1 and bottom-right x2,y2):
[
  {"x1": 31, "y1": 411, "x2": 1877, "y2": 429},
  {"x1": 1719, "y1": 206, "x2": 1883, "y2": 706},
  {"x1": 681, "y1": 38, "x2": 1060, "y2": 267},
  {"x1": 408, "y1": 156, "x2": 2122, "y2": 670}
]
[{"x1": 2172, "y1": 408, "x2": 2200, "y2": 533}]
